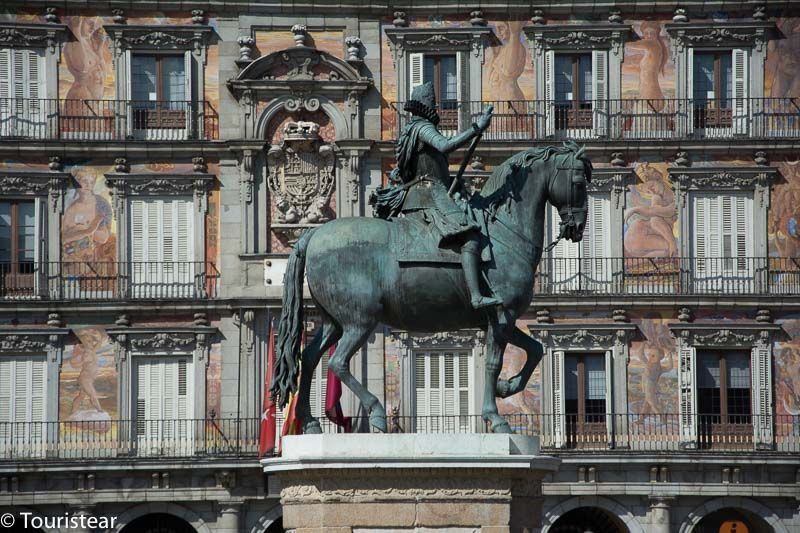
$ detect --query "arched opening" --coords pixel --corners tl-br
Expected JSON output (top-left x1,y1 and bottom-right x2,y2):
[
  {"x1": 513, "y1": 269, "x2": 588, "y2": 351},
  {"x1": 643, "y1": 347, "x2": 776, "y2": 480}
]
[
  {"x1": 264, "y1": 516, "x2": 284, "y2": 533},
  {"x1": 120, "y1": 513, "x2": 196, "y2": 533},
  {"x1": 694, "y1": 508, "x2": 771, "y2": 533},
  {"x1": 550, "y1": 506, "x2": 628, "y2": 533}
]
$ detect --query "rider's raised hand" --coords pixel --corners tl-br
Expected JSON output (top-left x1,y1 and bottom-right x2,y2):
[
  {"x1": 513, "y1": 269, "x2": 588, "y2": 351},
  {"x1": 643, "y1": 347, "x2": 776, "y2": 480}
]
[{"x1": 476, "y1": 105, "x2": 493, "y2": 131}]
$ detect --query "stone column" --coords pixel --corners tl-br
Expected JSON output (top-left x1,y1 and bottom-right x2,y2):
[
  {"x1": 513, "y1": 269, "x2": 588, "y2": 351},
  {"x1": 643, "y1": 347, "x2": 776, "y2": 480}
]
[
  {"x1": 217, "y1": 502, "x2": 242, "y2": 533},
  {"x1": 649, "y1": 497, "x2": 672, "y2": 533}
]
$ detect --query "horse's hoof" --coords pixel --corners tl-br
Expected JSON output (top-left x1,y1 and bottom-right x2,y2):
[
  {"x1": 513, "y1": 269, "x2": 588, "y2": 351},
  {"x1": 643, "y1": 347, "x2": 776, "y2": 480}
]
[
  {"x1": 496, "y1": 379, "x2": 512, "y2": 398},
  {"x1": 483, "y1": 414, "x2": 513, "y2": 434},
  {"x1": 303, "y1": 419, "x2": 322, "y2": 434},
  {"x1": 369, "y1": 406, "x2": 387, "y2": 433}
]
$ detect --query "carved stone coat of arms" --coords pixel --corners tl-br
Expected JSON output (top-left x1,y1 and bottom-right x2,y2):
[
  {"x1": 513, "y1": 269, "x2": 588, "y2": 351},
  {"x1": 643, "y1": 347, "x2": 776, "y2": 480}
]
[{"x1": 267, "y1": 121, "x2": 335, "y2": 225}]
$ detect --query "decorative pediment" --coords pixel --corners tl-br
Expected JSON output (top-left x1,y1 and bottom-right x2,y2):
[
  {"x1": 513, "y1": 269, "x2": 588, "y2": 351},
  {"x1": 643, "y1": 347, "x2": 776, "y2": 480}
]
[
  {"x1": 106, "y1": 326, "x2": 217, "y2": 364},
  {"x1": 385, "y1": 26, "x2": 497, "y2": 60},
  {"x1": 0, "y1": 328, "x2": 71, "y2": 356},
  {"x1": 390, "y1": 330, "x2": 485, "y2": 350},
  {"x1": 0, "y1": 22, "x2": 68, "y2": 52},
  {"x1": 524, "y1": 24, "x2": 632, "y2": 55},
  {"x1": 104, "y1": 24, "x2": 213, "y2": 56},
  {"x1": 529, "y1": 323, "x2": 639, "y2": 349},
  {"x1": 668, "y1": 166, "x2": 778, "y2": 191},
  {"x1": 104, "y1": 172, "x2": 214, "y2": 216},
  {"x1": 228, "y1": 46, "x2": 372, "y2": 99},
  {"x1": 0, "y1": 170, "x2": 72, "y2": 213},
  {"x1": 665, "y1": 21, "x2": 774, "y2": 51},
  {"x1": 669, "y1": 322, "x2": 785, "y2": 348}
]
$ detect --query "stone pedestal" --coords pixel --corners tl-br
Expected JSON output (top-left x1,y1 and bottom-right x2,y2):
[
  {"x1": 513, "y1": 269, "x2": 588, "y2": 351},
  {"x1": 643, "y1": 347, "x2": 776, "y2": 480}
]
[{"x1": 263, "y1": 433, "x2": 559, "y2": 533}]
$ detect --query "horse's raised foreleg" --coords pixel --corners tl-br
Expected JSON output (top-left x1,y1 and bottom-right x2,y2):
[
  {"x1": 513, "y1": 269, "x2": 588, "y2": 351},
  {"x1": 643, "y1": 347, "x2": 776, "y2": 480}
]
[
  {"x1": 482, "y1": 319, "x2": 512, "y2": 433},
  {"x1": 297, "y1": 316, "x2": 342, "y2": 434},
  {"x1": 328, "y1": 325, "x2": 387, "y2": 432},
  {"x1": 496, "y1": 326, "x2": 544, "y2": 398}
]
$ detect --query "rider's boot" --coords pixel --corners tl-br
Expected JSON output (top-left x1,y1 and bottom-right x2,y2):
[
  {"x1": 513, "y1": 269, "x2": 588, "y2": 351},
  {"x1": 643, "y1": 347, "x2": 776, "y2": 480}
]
[{"x1": 462, "y1": 239, "x2": 501, "y2": 309}]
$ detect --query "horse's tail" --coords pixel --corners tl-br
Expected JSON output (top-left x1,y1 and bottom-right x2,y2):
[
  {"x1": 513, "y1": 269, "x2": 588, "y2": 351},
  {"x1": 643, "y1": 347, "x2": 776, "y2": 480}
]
[{"x1": 270, "y1": 227, "x2": 317, "y2": 409}]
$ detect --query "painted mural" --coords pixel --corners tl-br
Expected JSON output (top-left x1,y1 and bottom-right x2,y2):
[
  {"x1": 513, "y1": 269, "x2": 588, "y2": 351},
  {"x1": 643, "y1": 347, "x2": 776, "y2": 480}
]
[
  {"x1": 770, "y1": 159, "x2": 800, "y2": 258},
  {"x1": 628, "y1": 314, "x2": 678, "y2": 415},
  {"x1": 61, "y1": 16, "x2": 115, "y2": 101},
  {"x1": 483, "y1": 19, "x2": 533, "y2": 102},
  {"x1": 624, "y1": 161, "x2": 678, "y2": 258},
  {"x1": 622, "y1": 19, "x2": 675, "y2": 100},
  {"x1": 766, "y1": 17, "x2": 800, "y2": 98},
  {"x1": 63, "y1": 162, "x2": 116, "y2": 263},
  {"x1": 59, "y1": 326, "x2": 117, "y2": 426}
]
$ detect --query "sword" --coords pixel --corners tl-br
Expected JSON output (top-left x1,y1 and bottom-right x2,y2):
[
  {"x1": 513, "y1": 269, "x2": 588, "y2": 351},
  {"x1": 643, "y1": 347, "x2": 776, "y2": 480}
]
[{"x1": 449, "y1": 105, "x2": 491, "y2": 197}]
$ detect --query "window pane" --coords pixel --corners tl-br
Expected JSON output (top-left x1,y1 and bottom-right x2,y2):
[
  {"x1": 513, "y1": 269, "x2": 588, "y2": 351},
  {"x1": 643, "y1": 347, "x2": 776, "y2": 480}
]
[
  {"x1": 439, "y1": 55, "x2": 457, "y2": 102},
  {"x1": 726, "y1": 352, "x2": 750, "y2": 389},
  {"x1": 554, "y1": 55, "x2": 573, "y2": 102},
  {"x1": 584, "y1": 355, "x2": 605, "y2": 400},
  {"x1": 422, "y1": 56, "x2": 436, "y2": 85},
  {"x1": 697, "y1": 352, "x2": 721, "y2": 388},
  {"x1": 693, "y1": 53, "x2": 715, "y2": 102},
  {"x1": 720, "y1": 53, "x2": 732, "y2": 103},
  {"x1": 579, "y1": 55, "x2": 592, "y2": 101},
  {"x1": 161, "y1": 56, "x2": 186, "y2": 102},
  {"x1": 131, "y1": 55, "x2": 157, "y2": 102},
  {"x1": 0, "y1": 202, "x2": 10, "y2": 260},
  {"x1": 18, "y1": 201, "x2": 34, "y2": 226},
  {"x1": 564, "y1": 355, "x2": 578, "y2": 400}
]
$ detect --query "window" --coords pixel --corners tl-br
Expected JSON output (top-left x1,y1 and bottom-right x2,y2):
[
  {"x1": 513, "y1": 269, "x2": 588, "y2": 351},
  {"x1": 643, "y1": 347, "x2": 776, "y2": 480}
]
[
  {"x1": 0, "y1": 199, "x2": 36, "y2": 298},
  {"x1": 130, "y1": 54, "x2": 189, "y2": 137},
  {"x1": 0, "y1": 48, "x2": 45, "y2": 138},
  {"x1": 547, "y1": 194, "x2": 611, "y2": 292},
  {"x1": 0, "y1": 355, "x2": 46, "y2": 456},
  {"x1": 414, "y1": 350, "x2": 472, "y2": 431},
  {"x1": 697, "y1": 350, "x2": 752, "y2": 447},
  {"x1": 409, "y1": 53, "x2": 461, "y2": 133},
  {"x1": 689, "y1": 49, "x2": 748, "y2": 134},
  {"x1": 130, "y1": 197, "x2": 194, "y2": 297},
  {"x1": 135, "y1": 356, "x2": 192, "y2": 453},
  {"x1": 543, "y1": 50, "x2": 608, "y2": 136},
  {"x1": 564, "y1": 353, "x2": 607, "y2": 446},
  {"x1": 691, "y1": 192, "x2": 752, "y2": 291}
]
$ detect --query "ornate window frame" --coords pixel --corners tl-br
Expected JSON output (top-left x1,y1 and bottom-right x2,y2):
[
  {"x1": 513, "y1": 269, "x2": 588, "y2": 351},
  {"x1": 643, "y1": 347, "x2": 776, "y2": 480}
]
[
  {"x1": 668, "y1": 321, "x2": 784, "y2": 450},
  {"x1": 385, "y1": 26, "x2": 496, "y2": 121},
  {"x1": 0, "y1": 170, "x2": 71, "y2": 290},
  {"x1": 0, "y1": 327, "x2": 71, "y2": 425},
  {"x1": 668, "y1": 165, "x2": 778, "y2": 258},
  {"x1": 106, "y1": 326, "x2": 216, "y2": 423},
  {"x1": 103, "y1": 24, "x2": 213, "y2": 109},
  {"x1": 104, "y1": 171, "x2": 214, "y2": 265},
  {"x1": 0, "y1": 22, "x2": 68, "y2": 100},
  {"x1": 389, "y1": 330, "x2": 485, "y2": 420},
  {"x1": 586, "y1": 166, "x2": 633, "y2": 258},
  {"x1": 530, "y1": 322, "x2": 638, "y2": 448}
]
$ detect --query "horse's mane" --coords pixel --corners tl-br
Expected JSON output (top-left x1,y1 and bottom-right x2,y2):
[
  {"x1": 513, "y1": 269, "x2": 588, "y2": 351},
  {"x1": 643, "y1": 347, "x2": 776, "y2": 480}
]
[{"x1": 472, "y1": 141, "x2": 591, "y2": 213}]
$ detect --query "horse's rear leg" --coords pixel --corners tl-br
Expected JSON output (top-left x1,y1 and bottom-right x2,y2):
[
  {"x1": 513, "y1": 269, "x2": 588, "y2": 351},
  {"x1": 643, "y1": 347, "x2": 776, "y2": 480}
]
[
  {"x1": 496, "y1": 326, "x2": 544, "y2": 398},
  {"x1": 328, "y1": 325, "x2": 386, "y2": 432},
  {"x1": 482, "y1": 319, "x2": 512, "y2": 433},
  {"x1": 297, "y1": 316, "x2": 342, "y2": 434}
]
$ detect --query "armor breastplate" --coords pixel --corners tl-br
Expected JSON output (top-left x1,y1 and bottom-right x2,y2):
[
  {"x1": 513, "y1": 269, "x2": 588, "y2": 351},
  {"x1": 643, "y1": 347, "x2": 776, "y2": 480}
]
[{"x1": 402, "y1": 142, "x2": 452, "y2": 211}]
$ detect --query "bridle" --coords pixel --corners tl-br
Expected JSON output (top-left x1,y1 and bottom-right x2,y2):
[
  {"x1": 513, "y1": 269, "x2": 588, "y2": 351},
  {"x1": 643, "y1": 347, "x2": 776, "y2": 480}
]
[{"x1": 544, "y1": 155, "x2": 589, "y2": 252}]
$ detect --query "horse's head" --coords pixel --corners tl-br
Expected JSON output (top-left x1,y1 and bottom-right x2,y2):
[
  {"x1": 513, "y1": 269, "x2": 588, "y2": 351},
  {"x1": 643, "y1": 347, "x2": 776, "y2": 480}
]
[{"x1": 547, "y1": 142, "x2": 592, "y2": 242}]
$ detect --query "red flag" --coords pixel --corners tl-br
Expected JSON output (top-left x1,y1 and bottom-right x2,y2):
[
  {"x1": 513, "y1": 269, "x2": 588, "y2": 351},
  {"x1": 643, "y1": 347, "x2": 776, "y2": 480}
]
[
  {"x1": 276, "y1": 329, "x2": 306, "y2": 454},
  {"x1": 258, "y1": 317, "x2": 278, "y2": 457},
  {"x1": 325, "y1": 344, "x2": 352, "y2": 432}
]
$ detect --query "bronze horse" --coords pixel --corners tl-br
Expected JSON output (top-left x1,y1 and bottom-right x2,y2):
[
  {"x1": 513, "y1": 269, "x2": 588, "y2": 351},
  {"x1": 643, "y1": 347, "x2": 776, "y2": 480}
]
[{"x1": 272, "y1": 142, "x2": 591, "y2": 433}]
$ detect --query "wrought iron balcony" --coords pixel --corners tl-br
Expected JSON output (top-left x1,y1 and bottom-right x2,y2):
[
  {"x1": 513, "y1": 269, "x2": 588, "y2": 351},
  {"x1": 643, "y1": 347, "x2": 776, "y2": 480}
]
[
  {"x1": 0, "y1": 98, "x2": 219, "y2": 141},
  {"x1": 0, "y1": 261, "x2": 219, "y2": 301},
  {"x1": 1, "y1": 413, "x2": 795, "y2": 461},
  {"x1": 391, "y1": 98, "x2": 800, "y2": 141},
  {"x1": 534, "y1": 257, "x2": 800, "y2": 296}
]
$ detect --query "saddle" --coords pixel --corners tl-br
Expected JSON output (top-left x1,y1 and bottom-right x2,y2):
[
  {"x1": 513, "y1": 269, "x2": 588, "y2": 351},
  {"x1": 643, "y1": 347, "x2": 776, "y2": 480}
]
[{"x1": 392, "y1": 214, "x2": 492, "y2": 265}]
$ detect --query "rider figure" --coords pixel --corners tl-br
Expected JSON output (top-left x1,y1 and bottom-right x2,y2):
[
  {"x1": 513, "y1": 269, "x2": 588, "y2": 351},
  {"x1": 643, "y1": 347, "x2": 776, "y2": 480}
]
[{"x1": 391, "y1": 82, "x2": 501, "y2": 309}]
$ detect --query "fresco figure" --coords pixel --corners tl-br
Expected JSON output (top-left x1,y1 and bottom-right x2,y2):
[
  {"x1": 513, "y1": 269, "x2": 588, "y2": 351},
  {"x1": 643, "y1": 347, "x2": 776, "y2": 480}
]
[
  {"x1": 624, "y1": 164, "x2": 678, "y2": 257},
  {"x1": 770, "y1": 161, "x2": 800, "y2": 258},
  {"x1": 68, "y1": 328, "x2": 110, "y2": 421},
  {"x1": 62, "y1": 167, "x2": 115, "y2": 264},
  {"x1": 63, "y1": 17, "x2": 107, "y2": 101},
  {"x1": 626, "y1": 21, "x2": 669, "y2": 109},
  {"x1": 637, "y1": 345, "x2": 674, "y2": 418},
  {"x1": 487, "y1": 21, "x2": 527, "y2": 102},
  {"x1": 777, "y1": 346, "x2": 800, "y2": 416},
  {"x1": 767, "y1": 18, "x2": 800, "y2": 98}
]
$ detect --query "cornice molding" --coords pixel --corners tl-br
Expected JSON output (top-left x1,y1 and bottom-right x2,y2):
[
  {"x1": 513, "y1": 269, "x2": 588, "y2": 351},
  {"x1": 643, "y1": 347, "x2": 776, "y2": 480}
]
[
  {"x1": 390, "y1": 329, "x2": 486, "y2": 349},
  {"x1": 385, "y1": 26, "x2": 497, "y2": 59},
  {"x1": 524, "y1": 23, "x2": 633, "y2": 55},
  {"x1": 668, "y1": 321, "x2": 785, "y2": 347},
  {"x1": 528, "y1": 322, "x2": 639, "y2": 348},
  {"x1": 588, "y1": 167, "x2": 634, "y2": 208},
  {"x1": 667, "y1": 166, "x2": 778, "y2": 208},
  {"x1": 0, "y1": 22, "x2": 68, "y2": 52},
  {"x1": 106, "y1": 326, "x2": 217, "y2": 361},
  {"x1": 104, "y1": 172, "x2": 214, "y2": 216},
  {"x1": 0, "y1": 170, "x2": 72, "y2": 213},
  {"x1": 665, "y1": 21, "x2": 774, "y2": 52},
  {"x1": 0, "y1": 327, "x2": 71, "y2": 354},
  {"x1": 103, "y1": 24, "x2": 213, "y2": 56}
]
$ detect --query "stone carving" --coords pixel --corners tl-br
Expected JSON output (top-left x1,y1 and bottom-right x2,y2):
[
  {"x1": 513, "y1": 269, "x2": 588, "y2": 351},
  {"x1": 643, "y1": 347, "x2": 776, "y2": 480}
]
[
  {"x1": 667, "y1": 23, "x2": 771, "y2": 52},
  {"x1": 237, "y1": 36, "x2": 255, "y2": 62},
  {"x1": 130, "y1": 333, "x2": 195, "y2": 352},
  {"x1": 672, "y1": 8, "x2": 689, "y2": 23},
  {"x1": 669, "y1": 167, "x2": 777, "y2": 192},
  {"x1": 344, "y1": 36, "x2": 362, "y2": 63},
  {"x1": 0, "y1": 176, "x2": 48, "y2": 195},
  {"x1": 530, "y1": 10, "x2": 546, "y2": 25},
  {"x1": 291, "y1": 24, "x2": 308, "y2": 47},
  {"x1": 105, "y1": 25, "x2": 212, "y2": 58},
  {"x1": 542, "y1": 31, "x2": 612, "y2": 47},
  {"x1": 267, "y1": 121, "x2": 335, "y2": 225},
  {"x1": 392, "y1": 11, "x2": 408, "y2": 27},
  {"x1": 0, "y1": 27, "x2": 49, "y2": 47},
  {"x1": 691, "y1": 329, "x2": 756, "y2": 346},
  {"x1": 190, "y1": 10, "x2": 205, "y2": 24},
  {"x1": 391, "y1": 330, "x2": 485, "y2": 349},
  {"x1": 0, "y1": 335, "x2": 49, "y2": 352}
]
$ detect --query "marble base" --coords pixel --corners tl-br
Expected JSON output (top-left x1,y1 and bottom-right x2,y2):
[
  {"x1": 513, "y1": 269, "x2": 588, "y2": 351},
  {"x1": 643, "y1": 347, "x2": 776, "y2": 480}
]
[{"x1": 263, "y1": 434, "x2": 559, "y2": 533}]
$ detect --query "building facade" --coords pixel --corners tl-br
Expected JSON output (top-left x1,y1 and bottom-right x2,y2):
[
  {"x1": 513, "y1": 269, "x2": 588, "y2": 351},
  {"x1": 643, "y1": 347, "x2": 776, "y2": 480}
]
[{"x1": 0, "y1": 1, "x2": 798, "y2": 532}]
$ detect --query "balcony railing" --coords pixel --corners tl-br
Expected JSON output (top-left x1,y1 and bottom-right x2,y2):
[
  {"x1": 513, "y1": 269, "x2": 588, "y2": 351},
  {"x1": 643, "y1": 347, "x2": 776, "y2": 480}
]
[
  {"x1": 1, "y1": 413, "x2": 796, "y2": 461},
  {"x1": 0, "y1": 261, "x2": 219, "y2": 300},
  {"x1": 535, "y1": 257, "x2": 800, "y2": 296},
  {"x1": 391, "y1": 98, "x2": 800, "y2": 141},
  {"x1": 0, "y1": 98, "x2": 219, "y2": 141}
]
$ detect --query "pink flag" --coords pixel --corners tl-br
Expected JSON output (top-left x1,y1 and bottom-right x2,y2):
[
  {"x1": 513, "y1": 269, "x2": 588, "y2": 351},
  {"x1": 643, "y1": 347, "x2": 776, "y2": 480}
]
[{"x1": 324, "y1": 345, "x2": 352, "y2": 432}]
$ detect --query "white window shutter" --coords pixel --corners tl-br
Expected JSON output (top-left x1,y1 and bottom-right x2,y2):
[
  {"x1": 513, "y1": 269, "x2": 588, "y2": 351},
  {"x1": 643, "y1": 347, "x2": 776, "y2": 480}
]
[
  {"x1": 751, "y1": 345, "x2": 773, "y2": 448},
  {"x1": 678, "y1": 344, "x2": 697, "y2": 446},
  {"x1": 414, "y1": 351, "x2": 427, "y2": 420},
  {"x1": 30, "y1": 358, "x2": 45, "y2": 424},
  {"x1": 551, "y1": 350, "x2": 566, "y2": 447},
  {"x1": 549, "y1": 205, "x2": 580, "y2": 290},
  {"x1": 0, "y1": 359, "x2": 11, "y2": 424},
  {"x1": 581, "y1": 194, "x2": 611, "y2": 288},
  {"x1": 443, "y1": 352, "x2": 455, "y2": 417},
  {"x1": 591, "y1": 50, "x2": 608, "y2": 136},
  {"x1": 0, "y1": 49, "x2": 10, "y2": 100},
  {"x1": 685, "y1": 48, "x2": 694, "y2": 136},
  {"x1": 544, "y1": 50, "x2": 555, "y2": 136},
  {"x1": 408, "y1": 53, "x2": 424, "y2": 99},
  {"x1": 732, "y1": 48, "x2": 748, "y2": 135}
]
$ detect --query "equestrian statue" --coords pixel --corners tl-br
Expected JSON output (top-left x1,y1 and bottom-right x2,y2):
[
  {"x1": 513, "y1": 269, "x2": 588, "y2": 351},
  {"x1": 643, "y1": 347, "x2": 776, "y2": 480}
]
[{"x1": 271, "y1": 81, "x2": 592, "y2": 434}]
